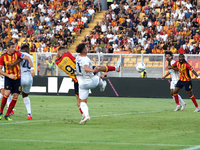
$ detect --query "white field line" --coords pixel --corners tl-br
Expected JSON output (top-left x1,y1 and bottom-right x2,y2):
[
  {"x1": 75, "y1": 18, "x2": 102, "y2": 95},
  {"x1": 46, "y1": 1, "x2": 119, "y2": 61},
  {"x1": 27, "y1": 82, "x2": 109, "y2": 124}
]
[
  {"x1": 182, "y1": 145, "x2": 200, "y2": 150},
  {"x1": 0, "y1": 138, "x2": 195, "y2": 147},
  {"x1": 0, "y1": 110, "x2": 165, "y2": 125}
]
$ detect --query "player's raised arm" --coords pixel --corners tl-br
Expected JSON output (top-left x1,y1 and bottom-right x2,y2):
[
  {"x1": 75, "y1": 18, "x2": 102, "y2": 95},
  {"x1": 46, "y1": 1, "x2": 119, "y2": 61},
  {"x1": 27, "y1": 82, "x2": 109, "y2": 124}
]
[{"x1": 21, "y1": 55, "x2": 35, "y2": 77}]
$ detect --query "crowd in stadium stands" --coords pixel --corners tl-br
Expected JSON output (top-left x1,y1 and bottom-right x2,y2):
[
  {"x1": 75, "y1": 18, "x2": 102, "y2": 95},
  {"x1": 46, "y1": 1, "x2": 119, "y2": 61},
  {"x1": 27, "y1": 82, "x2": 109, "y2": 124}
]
[
  {"x1": 83, "y1": 0, "x2": 200, "y2": 54},
  {"x1": 0, "y1": 0, "x2": 100, "y2": 54}
]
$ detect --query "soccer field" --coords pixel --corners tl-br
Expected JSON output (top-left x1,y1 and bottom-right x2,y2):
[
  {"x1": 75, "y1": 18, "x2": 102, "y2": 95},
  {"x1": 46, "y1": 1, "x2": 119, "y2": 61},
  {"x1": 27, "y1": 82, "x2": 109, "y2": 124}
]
[{"x1": 0, "y1": 96, "x2": 200, "y2": 150}]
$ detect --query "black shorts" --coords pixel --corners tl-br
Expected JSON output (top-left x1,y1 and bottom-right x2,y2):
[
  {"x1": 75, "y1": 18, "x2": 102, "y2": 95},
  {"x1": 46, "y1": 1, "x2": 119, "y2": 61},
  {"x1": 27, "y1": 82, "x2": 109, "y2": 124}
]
[
  {"x1": 175, "y1": 80, "x2": 192, "y2": 91},
  {"x1": 4, "y1": 77, "x2": 21, "y2": 94},
  {"x1": 74, "y1": 82, "x2": 79, "y2": 96}
]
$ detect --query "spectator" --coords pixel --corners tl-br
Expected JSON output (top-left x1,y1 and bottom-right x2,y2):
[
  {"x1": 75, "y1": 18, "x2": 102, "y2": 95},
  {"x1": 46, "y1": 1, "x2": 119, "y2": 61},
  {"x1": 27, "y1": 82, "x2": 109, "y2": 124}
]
[
  {"x1": 190, "y1": 45, "x2": 199, "y2": 54},
  {"x1": 178, "y1": 45, "x2": 185, "y2": 54},
  {"x1": 44, "y1": 58, "x2": 56, "y2": 76}
]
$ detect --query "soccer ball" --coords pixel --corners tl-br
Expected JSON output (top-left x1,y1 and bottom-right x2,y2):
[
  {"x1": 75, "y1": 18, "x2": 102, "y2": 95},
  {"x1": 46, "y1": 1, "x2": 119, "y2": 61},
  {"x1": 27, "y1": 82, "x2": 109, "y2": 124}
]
[{"x1": 136, "y1": 62, "x2": 146, "y2": 73}]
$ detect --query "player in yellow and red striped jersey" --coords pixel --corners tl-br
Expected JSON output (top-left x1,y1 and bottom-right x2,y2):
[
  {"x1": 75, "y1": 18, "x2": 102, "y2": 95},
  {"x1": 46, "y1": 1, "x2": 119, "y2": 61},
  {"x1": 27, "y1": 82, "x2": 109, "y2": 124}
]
[
  {"x1": 56, "y1": 46, "x2": 120, "y2": 119},
  {"x1": 55, "y1": 47, "x2": 82, "y2": 115},
  {"x1": 170, "y1": 54, "x2": 200, "y2": 112},
  {"x1": 0, "y1": 41, "x2": 35, "y2": 121}
]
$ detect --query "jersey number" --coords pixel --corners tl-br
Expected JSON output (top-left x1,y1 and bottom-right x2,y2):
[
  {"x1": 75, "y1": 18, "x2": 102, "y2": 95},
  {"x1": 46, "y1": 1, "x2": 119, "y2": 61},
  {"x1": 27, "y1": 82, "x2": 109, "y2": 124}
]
[
  {"x1": 22, "y1": 60, "x2": 31, "y2": 69},
  {"x1": 65, "y1": 65, "x2": 74, "y2": 75},
  {"x1": 77, "y1": 62, "x2": 81, "y2": 73}
]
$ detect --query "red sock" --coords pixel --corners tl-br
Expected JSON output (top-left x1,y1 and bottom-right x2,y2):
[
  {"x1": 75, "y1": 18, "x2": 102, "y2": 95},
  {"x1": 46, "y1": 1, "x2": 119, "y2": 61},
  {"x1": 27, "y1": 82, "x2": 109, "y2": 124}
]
[
  {"x1": 190, "y1": 95, "x2": 199, "y2": 108},
  {"x1": 0, "y1": 95, "x2": 8, "y2": 113},
  {"x1": 106, "y1": 66, "x2": 115, "y2": 72},
  {"x1": 79, "y1": 106, "x2": 83, "y2": 114},
  {"x1": 173, "y1": 94, "x2": 180, "y2": 106},
  {"x1": 5, "y1": 98, "x2": 17, "y2": 116}
]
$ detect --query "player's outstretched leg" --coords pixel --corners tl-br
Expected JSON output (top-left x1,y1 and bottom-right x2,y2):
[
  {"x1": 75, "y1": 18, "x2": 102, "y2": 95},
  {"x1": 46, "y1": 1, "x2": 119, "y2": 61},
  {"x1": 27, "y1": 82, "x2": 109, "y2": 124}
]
[{"x1": 95, "y1": 59, "x2": 121, "y2": 73}]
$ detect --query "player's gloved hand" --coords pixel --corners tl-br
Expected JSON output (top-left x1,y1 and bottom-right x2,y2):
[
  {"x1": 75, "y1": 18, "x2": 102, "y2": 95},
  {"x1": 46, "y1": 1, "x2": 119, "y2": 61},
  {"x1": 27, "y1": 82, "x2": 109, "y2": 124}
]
[
  {"x1": 8, "y1": 74, "x2": 16, "y2": 80},
  {"x1": 31, "y1": 68, "x2": 35, "y2": 77}
]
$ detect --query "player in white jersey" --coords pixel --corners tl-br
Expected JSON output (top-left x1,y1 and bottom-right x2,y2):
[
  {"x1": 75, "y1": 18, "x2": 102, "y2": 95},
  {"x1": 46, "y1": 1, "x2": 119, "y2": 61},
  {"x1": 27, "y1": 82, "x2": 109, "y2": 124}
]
[
  {"x1": 8, "y1": 45, "x2": 34, "y2": 120},
  {"x1": 161, "y1": 51, "x2": 186, "y2": 111},
  {"x1": 75, "y1": 43, "x2": 120, "y2": 124}
]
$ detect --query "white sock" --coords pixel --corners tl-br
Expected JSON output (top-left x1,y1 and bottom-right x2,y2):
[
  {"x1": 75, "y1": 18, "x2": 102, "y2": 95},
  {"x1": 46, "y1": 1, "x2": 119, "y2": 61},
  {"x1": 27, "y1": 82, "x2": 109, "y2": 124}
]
[
  {"x1": 23, "y1": 97, "x2": 31, "y2": 115},
  {"x1": 98, "y1": 78, "x2": 104, "y2": 88},
  {"x1": 178, "y1": 94, "x2": 185, "y2": 105},
  {"x1": 80, "y1": 102, "x2": 89, "y2": 117},
  {"x1": 7, "y1": 95, "x2": 12, "y2": 108},
  {"x1": 0, "y1": 93, "x2": 3, "y2": 100}
]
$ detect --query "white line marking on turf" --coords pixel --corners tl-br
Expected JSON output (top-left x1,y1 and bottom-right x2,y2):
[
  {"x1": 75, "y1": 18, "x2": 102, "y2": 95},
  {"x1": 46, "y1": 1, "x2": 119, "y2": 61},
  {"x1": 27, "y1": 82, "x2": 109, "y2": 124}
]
[
  {"x1": 182, "y1": 145, "x2": 200, "y2": 150},
  {"x1": 0, "y1": 139, "x2": 195, "y2": 147},
  {"x1": 0, "y1": 110, "x2": 166, "y2": 125}
]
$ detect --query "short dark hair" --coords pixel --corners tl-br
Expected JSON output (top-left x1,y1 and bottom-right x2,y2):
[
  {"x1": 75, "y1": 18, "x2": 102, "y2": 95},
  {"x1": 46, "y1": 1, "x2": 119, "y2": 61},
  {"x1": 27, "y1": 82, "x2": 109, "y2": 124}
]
[
  {"x1": 179, "y1": 54, "x2": 185, "y2": 57},
  {"x1": 21, "y1": 44, "x2": 29, "y2": 51},
  {"x1": 6, "y1": 41, "x2": 14, "y2": 48},
  {"x1": 76, "y1": 43, "x2": 86, "y2": 53},
  {"x1": 165, "y1": 51, "x2": 173, "y2": 57},
  {"x1": 58, "y1": 46, "x2": 65, "y2": 51}
]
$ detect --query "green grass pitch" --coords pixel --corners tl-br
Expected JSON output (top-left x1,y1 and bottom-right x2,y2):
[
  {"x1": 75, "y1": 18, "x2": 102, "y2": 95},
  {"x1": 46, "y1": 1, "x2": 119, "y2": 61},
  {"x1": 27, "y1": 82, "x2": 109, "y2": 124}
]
[{"x1": 0, "y1": 95, "x2": 200, "y2": 150}]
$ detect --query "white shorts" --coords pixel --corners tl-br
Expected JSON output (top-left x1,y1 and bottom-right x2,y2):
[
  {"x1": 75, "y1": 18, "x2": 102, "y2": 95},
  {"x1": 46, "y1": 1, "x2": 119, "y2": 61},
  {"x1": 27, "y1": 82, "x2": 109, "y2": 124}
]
[
  {"x1": 21, "y1": 76, "x2": 33, "y2": 94},
  {"x1": 170, "y1": 80, "x2": 178, "y2": 90},
  {"x1": 79, "y1": 76, "x2": 100, "y2": 100}
]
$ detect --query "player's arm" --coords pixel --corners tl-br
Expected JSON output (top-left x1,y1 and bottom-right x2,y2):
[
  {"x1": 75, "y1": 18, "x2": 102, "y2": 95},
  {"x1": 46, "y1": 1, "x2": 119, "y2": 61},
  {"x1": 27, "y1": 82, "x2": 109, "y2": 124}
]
[
  {"x1": 191, "y1": 68, "x2": 200, "y2": 80},
  {"x1": 0, "y1": 65, "x2": 15, "y2": 79},
  {"x1": 21, "y1": 55, "x2": 35, "y2": 77},
  {"x1": 191, "y1": 69, "x2": 200, "y2": 80},
  {"x1": 161, "y1": 71, "x2": 170, "y2": 80},
  {"x1": 7, "y1": 58, "x2": 23, "y2": 68},
  {"x1": 167, "y1": 61, "x2": 179, "y2": 71},
  {"x1": 84, "y1": 65, "x2": 95, "y2": 73},
  {"x1": 186, "y1": 63, "x2": 200, "y2": 80},
  {"x1": 168, "y1": 66, "x2": 178, "y2": 71}
]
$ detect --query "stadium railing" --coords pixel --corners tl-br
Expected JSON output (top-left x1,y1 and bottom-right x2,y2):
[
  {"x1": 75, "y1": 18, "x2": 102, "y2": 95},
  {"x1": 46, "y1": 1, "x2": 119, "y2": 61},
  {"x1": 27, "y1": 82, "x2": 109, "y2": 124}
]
[{"x1": 35, "y1": 53, "x2": 200, "y2": 78}]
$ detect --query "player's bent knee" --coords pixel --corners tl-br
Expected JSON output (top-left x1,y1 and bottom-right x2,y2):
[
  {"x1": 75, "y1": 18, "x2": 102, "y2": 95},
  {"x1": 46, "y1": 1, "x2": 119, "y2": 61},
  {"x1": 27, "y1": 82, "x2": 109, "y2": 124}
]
[{"x1": 12, "y1": 93, "x2": 19, "y2": 99}]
